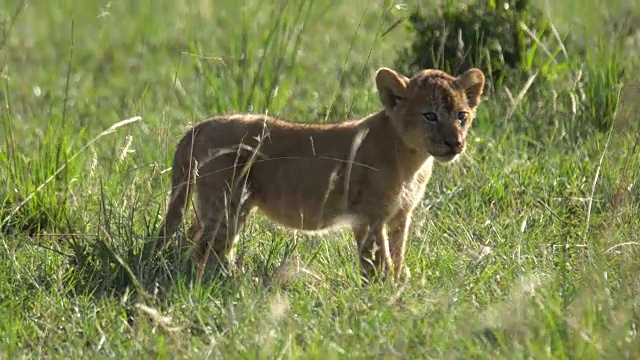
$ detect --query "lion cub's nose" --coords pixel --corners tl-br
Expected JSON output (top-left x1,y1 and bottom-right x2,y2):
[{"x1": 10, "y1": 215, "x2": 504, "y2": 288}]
[{"x1": 444, "y1": 136, "x2": 464, "y2": 153}]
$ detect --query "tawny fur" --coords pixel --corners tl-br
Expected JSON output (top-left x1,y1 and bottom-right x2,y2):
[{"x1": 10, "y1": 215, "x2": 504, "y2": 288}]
[{"x1": 156, "y1": 66, "x2": 485, "y2": 282}]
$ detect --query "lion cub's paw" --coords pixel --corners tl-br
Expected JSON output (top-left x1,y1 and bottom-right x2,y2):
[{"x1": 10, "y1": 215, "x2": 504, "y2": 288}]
[{"x1": 399, "y1": 266, "x2": 412, "y2": 282}]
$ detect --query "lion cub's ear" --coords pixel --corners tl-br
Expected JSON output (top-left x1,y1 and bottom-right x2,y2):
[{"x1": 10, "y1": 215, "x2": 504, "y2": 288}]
[
  {"x1": 375, "y1": 67, "x2": 409, "y2": 111},
  {"x1": 455, "y1": 68, "x2": 485, "y2": 109}
]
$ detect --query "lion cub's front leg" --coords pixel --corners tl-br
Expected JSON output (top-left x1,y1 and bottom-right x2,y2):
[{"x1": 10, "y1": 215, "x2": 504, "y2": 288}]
[
  {"x1": 387, "y1": 211, "x2": 413, "y2": 282},
  {"x1": 353, "y1": 222, "x2": 394, "y2": 282}
]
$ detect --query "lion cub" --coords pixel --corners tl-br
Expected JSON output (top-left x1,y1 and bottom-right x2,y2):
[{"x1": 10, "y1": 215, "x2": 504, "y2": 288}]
[{"x1": 157, "y1": 66, "x2": 485, "y2": 282}]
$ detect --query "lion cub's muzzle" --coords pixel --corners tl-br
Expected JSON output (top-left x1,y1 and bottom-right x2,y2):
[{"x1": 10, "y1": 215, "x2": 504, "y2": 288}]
[
  {"x1": 443, "y1": 136, "x2": 464, "y2": 154},
  {"x1": 432, "y1": 135, "x2": 465, "y2": 163}
]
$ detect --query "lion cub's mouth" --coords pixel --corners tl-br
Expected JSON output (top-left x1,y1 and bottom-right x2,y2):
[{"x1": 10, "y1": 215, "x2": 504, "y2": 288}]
[
  {"x1": 434, "y1": 153, "x2": 459, "y2": 163},
  {"x1": 431, "y1": 145, "x2": 463, "y2": 163}
]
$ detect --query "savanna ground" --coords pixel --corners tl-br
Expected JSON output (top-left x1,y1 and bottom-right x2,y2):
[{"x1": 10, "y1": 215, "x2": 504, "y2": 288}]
[{"x1": 1, "y1": 0, "x2": 640, "y2": 358}]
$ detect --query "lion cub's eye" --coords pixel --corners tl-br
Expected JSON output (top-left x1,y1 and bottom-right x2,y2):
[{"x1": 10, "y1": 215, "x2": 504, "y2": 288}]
[
  {"x1": 423, "y1": 112, "x2": 438, "y2": 123},
  {"x1": 457, "y1": 111, "x2": 468, "y2": 124}
]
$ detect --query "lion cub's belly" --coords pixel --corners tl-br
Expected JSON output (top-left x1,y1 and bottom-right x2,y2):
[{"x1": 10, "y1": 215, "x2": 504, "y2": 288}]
[
  {"x1": 257, "y1": 205, "x2": 361, "y2": 232},
  {"x1": 249, "y1": 160, "x2": 357, "y2": 231},
  {"x1": 252, "y1": 189, "x2": 354, "y2": 231}
]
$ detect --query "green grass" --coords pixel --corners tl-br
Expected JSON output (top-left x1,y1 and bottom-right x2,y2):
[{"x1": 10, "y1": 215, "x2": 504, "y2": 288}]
[{"x1": 1, "y1": 0, "x2": 639, "y2": 358}]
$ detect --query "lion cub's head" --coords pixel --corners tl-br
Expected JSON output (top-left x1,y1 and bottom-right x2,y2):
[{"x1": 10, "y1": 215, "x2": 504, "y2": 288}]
[{"x1": 375, "y1": 67, "x2": 485, "y2": 163}]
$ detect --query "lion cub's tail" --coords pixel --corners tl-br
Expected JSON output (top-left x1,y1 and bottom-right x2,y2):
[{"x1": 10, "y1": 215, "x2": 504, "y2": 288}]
[{"x1": 155, "y1": 133, "x2": 199, "y2": 251}]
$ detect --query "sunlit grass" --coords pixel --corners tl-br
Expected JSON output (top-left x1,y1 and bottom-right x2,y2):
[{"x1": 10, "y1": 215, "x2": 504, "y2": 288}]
[{"x1": 1, "y1": 0, "x2": 639, "y2": 358}]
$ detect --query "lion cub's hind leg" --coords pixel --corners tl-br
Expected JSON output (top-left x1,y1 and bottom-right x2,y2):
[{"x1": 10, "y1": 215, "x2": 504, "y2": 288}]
[{"x1": 192, "y1": 156, "x2": 254, "y2": 277}]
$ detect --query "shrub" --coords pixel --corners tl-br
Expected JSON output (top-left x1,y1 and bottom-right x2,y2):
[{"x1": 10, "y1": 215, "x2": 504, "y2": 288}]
[{"x1": 394, "y1": 0, "x2": 555, "y2": 87}]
